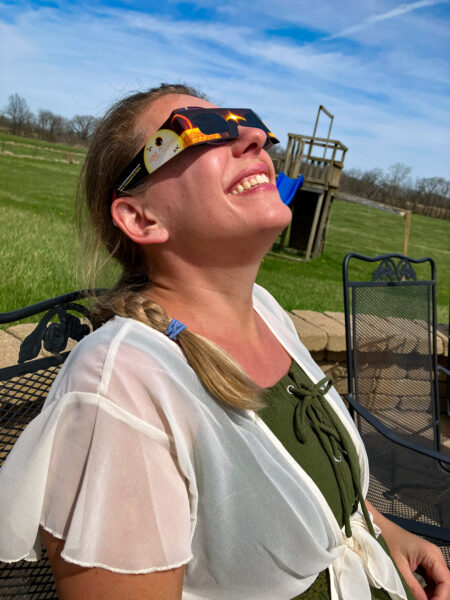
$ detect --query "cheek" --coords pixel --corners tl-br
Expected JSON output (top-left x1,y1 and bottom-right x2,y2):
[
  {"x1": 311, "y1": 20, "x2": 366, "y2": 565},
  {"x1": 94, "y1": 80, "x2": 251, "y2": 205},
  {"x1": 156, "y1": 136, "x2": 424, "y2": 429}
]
[
  {"x1": 178, "y1": 152, "x2": 226, "y2": 206},
  {"x1": 145, "y1": 147, "x2": 228, "y2": 226}
]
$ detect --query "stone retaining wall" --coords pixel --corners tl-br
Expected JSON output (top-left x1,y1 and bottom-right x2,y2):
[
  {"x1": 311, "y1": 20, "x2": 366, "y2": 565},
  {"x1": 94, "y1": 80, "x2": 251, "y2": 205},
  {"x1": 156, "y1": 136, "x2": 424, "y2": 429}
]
[
  {"x1": 288, "y1": 309, "x2": 448, "y2": 397},
  {"x1": 287, "y1": 310, "x2": 449, "y2": 448}
]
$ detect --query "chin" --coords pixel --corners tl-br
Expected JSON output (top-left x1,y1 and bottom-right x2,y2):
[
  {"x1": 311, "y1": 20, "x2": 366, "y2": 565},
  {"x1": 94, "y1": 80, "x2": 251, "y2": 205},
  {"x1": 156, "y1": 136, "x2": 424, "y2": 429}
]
[{"x1": 260, "y1": 202, "x2": 292, "y2": 232}]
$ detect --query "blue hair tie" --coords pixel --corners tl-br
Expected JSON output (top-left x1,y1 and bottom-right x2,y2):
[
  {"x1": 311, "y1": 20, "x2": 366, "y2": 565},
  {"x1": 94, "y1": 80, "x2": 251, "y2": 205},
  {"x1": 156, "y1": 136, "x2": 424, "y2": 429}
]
[{"x1": 165, "y1": 318, "x2": 187, "y2": 341}]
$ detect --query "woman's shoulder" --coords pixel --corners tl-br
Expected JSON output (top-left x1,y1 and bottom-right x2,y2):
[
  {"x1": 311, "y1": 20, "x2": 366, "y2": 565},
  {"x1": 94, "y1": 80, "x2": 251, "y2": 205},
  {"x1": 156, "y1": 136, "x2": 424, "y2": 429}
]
[{"x1": 46, "y1": 315, "x2": 193, "y2": 411}]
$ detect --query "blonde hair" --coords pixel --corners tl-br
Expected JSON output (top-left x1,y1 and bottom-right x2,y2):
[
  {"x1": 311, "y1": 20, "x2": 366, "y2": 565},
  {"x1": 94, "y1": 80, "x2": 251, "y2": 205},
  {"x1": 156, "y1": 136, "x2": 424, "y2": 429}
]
[{"x1": 77, "y1": 83, "x2": 263, "y2": 410}]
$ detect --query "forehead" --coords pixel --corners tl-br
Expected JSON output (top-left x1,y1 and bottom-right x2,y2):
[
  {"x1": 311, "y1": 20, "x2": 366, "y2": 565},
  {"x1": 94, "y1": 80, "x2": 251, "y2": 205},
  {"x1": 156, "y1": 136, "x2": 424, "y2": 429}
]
[{"x1": 137, "y1": 94, "x2": 217, "y2": 138}]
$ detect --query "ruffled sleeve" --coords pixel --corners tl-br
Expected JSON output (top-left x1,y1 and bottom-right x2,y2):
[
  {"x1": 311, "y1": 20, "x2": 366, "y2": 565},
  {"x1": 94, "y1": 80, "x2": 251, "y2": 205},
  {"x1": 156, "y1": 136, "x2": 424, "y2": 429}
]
[
  {"x1": 0, "y1": 322, "x2": 194, "y2": 574},
  {"x1": 42, "y1": 393, "x2": 193, "y2": 573}
]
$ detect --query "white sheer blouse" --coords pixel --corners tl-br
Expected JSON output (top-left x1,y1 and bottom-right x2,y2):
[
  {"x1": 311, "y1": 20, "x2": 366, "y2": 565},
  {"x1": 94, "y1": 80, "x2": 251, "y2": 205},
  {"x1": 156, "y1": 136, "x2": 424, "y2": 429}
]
[{"x1": 0, "y1": 285, "x2": 407, "y2": 600}]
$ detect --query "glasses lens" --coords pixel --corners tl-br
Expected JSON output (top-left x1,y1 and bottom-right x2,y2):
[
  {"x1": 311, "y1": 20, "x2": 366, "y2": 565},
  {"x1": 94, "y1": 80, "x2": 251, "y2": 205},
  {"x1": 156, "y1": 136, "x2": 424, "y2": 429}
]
[
  {"x1": 195, "y1": 113, "x2": 230, "y2": 134},
  {"x1": 241, "y1": 111, "x2": 268, "y2": 133}
]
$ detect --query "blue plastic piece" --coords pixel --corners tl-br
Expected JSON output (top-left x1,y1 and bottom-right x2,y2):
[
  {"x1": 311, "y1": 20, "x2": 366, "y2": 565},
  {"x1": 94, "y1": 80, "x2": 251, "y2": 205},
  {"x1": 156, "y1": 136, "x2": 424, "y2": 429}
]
[{"x1": 276, "y1": 172, "x2": 304, "y2": 206}]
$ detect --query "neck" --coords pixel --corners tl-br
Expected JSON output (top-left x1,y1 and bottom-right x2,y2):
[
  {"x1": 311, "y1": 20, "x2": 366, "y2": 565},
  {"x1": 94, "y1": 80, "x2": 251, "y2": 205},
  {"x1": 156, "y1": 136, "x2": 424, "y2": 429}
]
[
  {"x1": 143, "y1": 245, "x2": 292, "y2": 388},
  {"x1": 147, "y1": 254, "x2": 260, "y2": 337}
]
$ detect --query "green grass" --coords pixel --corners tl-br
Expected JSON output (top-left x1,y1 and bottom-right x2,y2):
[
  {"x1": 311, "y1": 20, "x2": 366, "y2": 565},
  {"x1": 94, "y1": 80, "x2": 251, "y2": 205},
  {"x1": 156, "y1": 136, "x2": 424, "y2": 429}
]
[
  {"x1": 256, "y1": 202, "x2": 449, "y2": 322},
  {"x1": 1, "y1": 137, "x2": 449, "y2": 322},
  {"x1": 0, "y1": 148, "x2": 117, "y2": 315},
  {"x1": 0, "y1": 131, "x2": 87, "y2": 155}
]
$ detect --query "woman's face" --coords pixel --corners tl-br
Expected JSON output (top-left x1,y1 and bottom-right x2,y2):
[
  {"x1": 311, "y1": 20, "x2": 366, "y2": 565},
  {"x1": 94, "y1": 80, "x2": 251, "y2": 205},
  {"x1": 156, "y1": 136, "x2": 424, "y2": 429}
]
[{"x1": 133, "y1": 94, "x2": 292, "y2": 263}]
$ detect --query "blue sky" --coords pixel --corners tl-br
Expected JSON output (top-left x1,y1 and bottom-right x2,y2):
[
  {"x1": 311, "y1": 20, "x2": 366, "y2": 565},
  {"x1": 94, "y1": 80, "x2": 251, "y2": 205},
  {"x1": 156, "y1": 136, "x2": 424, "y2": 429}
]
[{"x1": 1, "y1": 0, "x2": 449, "y2": 178}]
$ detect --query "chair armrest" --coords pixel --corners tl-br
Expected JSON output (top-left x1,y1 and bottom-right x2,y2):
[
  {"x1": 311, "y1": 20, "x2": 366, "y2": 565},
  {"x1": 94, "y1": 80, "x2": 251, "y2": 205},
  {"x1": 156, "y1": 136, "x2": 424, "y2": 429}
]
[
  {"x1": 438, "y1": 364, "x2": 450, "y2": 377},
  {"x1": 382, "y1": 513, "x2": 450, "y2": 543},
  {"x1": 345, "y1": 393, "x2": 450, "y2": 465}
]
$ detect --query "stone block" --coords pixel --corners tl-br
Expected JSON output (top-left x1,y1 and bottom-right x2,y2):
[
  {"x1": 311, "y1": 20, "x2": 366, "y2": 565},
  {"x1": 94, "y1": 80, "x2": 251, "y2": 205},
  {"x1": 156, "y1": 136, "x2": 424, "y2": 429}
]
[
  {"x1": 287, "y1": 313, "x2": 327, "y2": 352},
  {"x1": 292, "y1": 310, "x2": 346, "y2": 352},
  {"x1": 332, "y1": 378, "x2": 348, "y2": 395},
  {"x1": 356, "y1": 364, "x2": 407, "y2": 380},
  {"x1": 440, "y1": 415, "x2": 450, "y2": 450},
  {"x1": 437, "y1": 323, "x2": 448, "y2": 356},
  {"x1": 372, "y1": 408, "x2": 434, "y2": 440},
  {"x1": 6, "y1": 323, "x2": 38, "y2": 341},
  {"x1": 0, "y1": 330, "x2": 21, "y2": 369},
  {"x1": 412, "y1": 319, "x2": 445, "y2": 355},
  {"x1": 318, "y1": 362, "x2": 347, "y2": 379},
  {"x1": 396, "y1": 395, "x2": 434, "y2": 413},
  {"x1": 331, "y1": 365, "x2": 347, "y2": 378},
  {"x1": 324, "y1": 311, "x2": 346, "y2": 326},
  {"x1": 385, "y1": 317, "x2": 440, "y2": 355},
  {"x1": 357, "y1": 392, "x2": 400, "y2": 411},
  {"x1": 325, "y1": 350, "x2": 347, "y2": 362},
  {"x1": 374, "y1": 378, "x2": 431, "y2": 397},
  {"x1": 352, "y1": 314, "x2": 390, "y2": 352},
  {"x1": 357, "y1": 376, "x2": 378, "y2": 396},
  {"x1": 351, "y1": 314, "x2": 437, "y2": 356},
  {"x1": 317, "y1": 362, "x2": 335, "y2": 375}
]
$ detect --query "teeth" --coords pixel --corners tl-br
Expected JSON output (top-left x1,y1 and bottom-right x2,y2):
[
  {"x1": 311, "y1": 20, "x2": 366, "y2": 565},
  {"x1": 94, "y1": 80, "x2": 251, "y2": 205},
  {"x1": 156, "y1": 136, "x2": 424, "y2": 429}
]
[{"x1": 229, "y1": 173, "x2": 270, "y2": 195}]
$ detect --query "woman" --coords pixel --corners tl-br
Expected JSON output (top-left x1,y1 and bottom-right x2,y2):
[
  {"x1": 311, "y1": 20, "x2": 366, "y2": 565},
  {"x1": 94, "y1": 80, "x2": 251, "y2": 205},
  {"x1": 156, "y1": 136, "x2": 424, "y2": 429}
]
[{"x1": 0, "y1": 83, "x2": 449, "y2": 600}]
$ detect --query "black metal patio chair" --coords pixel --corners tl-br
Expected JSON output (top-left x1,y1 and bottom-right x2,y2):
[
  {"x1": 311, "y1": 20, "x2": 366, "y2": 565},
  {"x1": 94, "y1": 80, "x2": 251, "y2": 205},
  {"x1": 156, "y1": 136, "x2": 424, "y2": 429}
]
[
  {"x1": 0, "y1": 291, "x2": 99, "y2": 599},
  {"x1": 343, "y1": 253, "x2": 450, "y2": 567}
]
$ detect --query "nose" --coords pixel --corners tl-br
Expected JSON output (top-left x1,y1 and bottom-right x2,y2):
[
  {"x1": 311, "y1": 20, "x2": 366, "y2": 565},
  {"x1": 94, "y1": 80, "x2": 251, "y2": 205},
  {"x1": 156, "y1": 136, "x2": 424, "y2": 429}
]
[{"x1": 231, "y1": 126, "x2": 267, "y2": 157}]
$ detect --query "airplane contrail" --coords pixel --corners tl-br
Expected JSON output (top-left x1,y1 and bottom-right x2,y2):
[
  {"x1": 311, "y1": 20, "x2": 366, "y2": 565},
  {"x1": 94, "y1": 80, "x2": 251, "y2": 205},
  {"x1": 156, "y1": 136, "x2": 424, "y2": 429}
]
[{"x1": 326, "y1": 0, "x2": 449, "y2": 40}]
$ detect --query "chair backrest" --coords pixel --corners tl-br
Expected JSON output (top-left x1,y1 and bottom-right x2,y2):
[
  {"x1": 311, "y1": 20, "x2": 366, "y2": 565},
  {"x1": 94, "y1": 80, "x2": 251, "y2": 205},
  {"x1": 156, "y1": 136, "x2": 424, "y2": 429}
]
[
  {"x1": 343, "y1": 254, "x2": 450, "y2": 565},
  {"x1": 343, "y1": 253, "x2": 441, "y2": 452},
  {"x1": 276, "y1": 171, "x2": 304, "y2": 206},
  {"x1": 0, "y1": 291, "x2": 98, "y2": 600}
]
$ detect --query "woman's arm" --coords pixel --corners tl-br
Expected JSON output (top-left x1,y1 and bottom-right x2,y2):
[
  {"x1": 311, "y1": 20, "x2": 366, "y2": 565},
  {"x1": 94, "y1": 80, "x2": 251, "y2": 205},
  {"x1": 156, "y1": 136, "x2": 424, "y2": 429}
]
[
  {"x1": 43, "y1": 530, "x2": 186, "y2": 600},
  {"x1": 365, "y1": 500, "x2": 450, "y2": 600}
]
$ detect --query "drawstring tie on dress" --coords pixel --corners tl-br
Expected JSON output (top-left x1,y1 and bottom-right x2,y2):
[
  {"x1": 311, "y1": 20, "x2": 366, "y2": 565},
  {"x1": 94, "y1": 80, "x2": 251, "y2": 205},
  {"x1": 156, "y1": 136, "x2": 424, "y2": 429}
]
[{"x1": 288, "y1": 374, "x2": 375, "y2": 539}]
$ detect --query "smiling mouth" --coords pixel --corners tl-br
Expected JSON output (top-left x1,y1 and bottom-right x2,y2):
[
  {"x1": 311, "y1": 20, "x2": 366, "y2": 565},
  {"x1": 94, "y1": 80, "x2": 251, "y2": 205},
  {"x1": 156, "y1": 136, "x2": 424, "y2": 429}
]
[{"x1": 228, "y1": 173, "x2": 270, "y2": 195}]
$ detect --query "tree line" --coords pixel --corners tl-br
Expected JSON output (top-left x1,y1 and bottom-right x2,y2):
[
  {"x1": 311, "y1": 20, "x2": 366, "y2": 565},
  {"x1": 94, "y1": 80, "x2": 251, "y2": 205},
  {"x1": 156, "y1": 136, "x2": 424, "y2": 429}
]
[
  {"x1": 268, "y1": 146, "x2": 449, "y2": 218},
  {"x1": 1, "y1": 93, "x2": 98, "y2": 145},
  {"x1": 339, "y1": 164, "x2": 450, "y2": 217}
]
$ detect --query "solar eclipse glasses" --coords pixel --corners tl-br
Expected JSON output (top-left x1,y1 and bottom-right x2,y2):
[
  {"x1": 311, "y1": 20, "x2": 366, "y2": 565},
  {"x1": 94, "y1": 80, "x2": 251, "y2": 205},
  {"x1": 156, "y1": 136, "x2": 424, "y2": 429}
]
[{"x1": 112, "y1": 107, "x2": 279, "y2": 198}]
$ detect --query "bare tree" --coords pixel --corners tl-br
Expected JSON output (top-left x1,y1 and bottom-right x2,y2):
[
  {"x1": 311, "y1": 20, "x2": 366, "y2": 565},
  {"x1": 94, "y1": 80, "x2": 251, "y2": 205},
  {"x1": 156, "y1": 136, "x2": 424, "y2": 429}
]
[
  {"x1": 37, "y1": 109, "x2": 69, "y2": 141},
  {"x1": 359, "y1": 168, "x2": 384, "y2": 199},
  {"x1": 414, "y1": 177, "x2": 450, "y2": 209},
  {"x1": 340, "y1": 164, "x2": 449, "y2": 217},
  {"x1": 70, "y1": 115, "x2": 98, "y2": 142},
  {"x1": 3, "y1": 93, "x2": 34, "y2": 134},
  {"x1": 386, "y1": 162, "x2": 412, "y2": 190},
  {"x1": 342, "y1": 168, "x2": 385, "y2": 199}
]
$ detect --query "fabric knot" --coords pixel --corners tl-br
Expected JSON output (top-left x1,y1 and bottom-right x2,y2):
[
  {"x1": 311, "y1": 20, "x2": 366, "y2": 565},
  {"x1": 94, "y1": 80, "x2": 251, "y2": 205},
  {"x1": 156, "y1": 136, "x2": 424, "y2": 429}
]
[
  {"x1": 288, "y1": 371, "x2": 375, "y2": 539},
  {"x1": 329, "y1": 512, "x2": 407, "y2": 600},
  {"x1": 290, "y1": 376, "x2": 335, "y2": 446}
]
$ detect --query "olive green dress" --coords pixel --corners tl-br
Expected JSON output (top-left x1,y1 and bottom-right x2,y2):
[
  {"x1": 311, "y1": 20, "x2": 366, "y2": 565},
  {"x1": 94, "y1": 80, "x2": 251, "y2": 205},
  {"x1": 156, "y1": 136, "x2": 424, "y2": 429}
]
[{"x1": 259, "y1": 361, "x2": 414, "y2": 600}]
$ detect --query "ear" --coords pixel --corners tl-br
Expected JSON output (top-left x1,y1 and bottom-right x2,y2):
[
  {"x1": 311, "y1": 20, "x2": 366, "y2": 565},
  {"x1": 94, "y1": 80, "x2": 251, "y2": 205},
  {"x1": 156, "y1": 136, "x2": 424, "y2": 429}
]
[{"x1": 111, "y1": 195, "x2": 169, "y2": 245}]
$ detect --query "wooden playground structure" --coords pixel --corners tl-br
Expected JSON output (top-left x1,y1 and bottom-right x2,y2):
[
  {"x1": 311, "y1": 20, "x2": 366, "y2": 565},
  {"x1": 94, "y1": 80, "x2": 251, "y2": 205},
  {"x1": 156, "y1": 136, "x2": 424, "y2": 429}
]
[{"x1": 273, "y1": 106, "x2": 348, "y2": 261}]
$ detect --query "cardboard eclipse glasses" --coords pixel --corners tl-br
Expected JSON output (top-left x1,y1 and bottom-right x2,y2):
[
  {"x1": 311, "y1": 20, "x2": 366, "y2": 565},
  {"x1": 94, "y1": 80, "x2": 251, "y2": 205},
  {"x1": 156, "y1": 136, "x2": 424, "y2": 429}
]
[{"x1": 112, "y1": 107, "x2": 279, "y2": 198}]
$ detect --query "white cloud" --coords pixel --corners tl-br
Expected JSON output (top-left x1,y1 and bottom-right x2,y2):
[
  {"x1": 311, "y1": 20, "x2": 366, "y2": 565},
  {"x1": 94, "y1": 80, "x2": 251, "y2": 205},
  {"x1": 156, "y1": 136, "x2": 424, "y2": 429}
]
[{"x1": 0, "y1": 1, "x2": 449, "y2": 178}]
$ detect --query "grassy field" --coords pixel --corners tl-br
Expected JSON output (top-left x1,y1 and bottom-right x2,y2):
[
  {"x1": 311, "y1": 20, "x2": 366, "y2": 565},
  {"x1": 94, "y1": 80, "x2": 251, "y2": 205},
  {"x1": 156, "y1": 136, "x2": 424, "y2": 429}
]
[
  {"x1": 0, "y1": 131, "x2": 87, "y2": 158},
  {"x1": 1, "y1": 133, "x2": 449, "y2": 322},
  {"x1": 257, "y1": 202, "x2": 450, "y2": 322}
]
